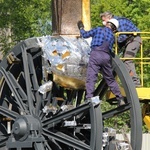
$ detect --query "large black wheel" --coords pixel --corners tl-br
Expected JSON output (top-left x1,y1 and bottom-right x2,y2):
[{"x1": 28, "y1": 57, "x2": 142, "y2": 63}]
[
  {"x1": 0, "y1": 37, "x2": 142, "y2": 150},
  {"x1": 0, "y1": 38, "x2": 102, "y2": 150}
]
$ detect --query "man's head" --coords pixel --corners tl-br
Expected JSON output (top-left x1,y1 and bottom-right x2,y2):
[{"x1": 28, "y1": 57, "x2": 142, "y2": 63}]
[
  {"x1": 106, "y1": 18, "x2": 119, "y2": 33},
  {"x1": 100, "y1": 11, "x2": 113, "y2": 26}
]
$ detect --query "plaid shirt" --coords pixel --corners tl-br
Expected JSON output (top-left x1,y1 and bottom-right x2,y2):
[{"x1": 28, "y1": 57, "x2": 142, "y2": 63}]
[
  {"x1": 80, "y1": 27, "x2": 114, "y2": 51},
  {"x1": 114, "y1": 16, "x2": 140, "y2": 43}
]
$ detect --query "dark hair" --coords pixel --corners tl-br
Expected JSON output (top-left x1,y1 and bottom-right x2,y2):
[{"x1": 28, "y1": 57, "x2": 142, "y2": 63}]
[{"x1": 100, "y1": 11, "x2": 114, "y2": 18}]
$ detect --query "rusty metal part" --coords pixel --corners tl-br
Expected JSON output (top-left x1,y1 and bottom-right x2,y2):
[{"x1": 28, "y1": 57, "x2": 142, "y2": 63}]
[
  {"x1": 51, "y1": 0, "x2": 90, "y2": 35},
  {"x1": 82, "y1": 0, "x2": 91, "y2": 30},
  {"x1": 142, "y1": 103, "x2": 150, "y2": 130},
  {"x1": 0, "y1": 116, "x2": 12, "y2": 121},
  {"x1": 53, "y1": 73, "x2": 85, "y2": 89},
  {"x1": 6, "y1": 52, "x2": 21, "y2": 64}
]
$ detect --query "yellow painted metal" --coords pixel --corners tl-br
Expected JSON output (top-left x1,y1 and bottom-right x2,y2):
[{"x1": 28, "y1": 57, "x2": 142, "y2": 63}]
[
  {"x1": 143, "y1": 116, "x2": 150, "y2": 130},
  {"x1": 106, "y1": 87, "x2": 149, "y2": 100},
  {"x1": 114, "y1": 32, "x2": 150, "y2": 130},
  {"x1": 104, "y1": 31, "x2": 150, "y2": 130},
  {"x1": 142, "y1": 104, "x2": 150, "y2": 130},
  {"x1": 114, "y1": 32, "x2": 150, "y2": 100},
  {"x1": 82, "y1": 0, "x2": 91, "y2": 30},
  {"x1": 106, "y1": 87, "x2": 126, "y2": 99},
  {"x1": 53, "y1": 73, "x2": 85, "y2": 90},
  {"x1": 136, "y1": 88, "x2": 150, "y2": 100}
]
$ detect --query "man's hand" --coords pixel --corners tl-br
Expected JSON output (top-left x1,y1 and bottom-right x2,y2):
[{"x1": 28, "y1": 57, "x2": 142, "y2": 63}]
[{"x1": 77, "y1": 20, "x2": 84, "y2": 30}]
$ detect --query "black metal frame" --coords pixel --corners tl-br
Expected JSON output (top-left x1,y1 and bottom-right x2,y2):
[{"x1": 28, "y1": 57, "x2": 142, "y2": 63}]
[{"x1": 0, "y1": 37, "x2": 142, "y2": 150}]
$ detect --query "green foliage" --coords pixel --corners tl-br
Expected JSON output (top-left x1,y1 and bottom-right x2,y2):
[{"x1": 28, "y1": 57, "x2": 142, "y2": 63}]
[
  {"x1": 0, "y1": 0, "x2": 52, "y2": 55},
  {"x1": 90, "y1": 0, "x2": 150, "y2": 32},
  {"x1": 101, "y1": 100, "x2": 132, "y2": 133},
  {"x1": 90, "y1": 0, "x2": 150, "y2": 133}
]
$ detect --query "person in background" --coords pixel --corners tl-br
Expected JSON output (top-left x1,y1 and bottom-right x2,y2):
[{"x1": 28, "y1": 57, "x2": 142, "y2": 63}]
[
  {"x1": 77, "y1": 18, "x2": 125, "y2": 106},
  {"x1": 100, "y1": 11, "x2": 142, "y2": 87}
]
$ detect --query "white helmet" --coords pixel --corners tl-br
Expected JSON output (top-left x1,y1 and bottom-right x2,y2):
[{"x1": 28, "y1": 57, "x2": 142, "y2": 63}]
[{"x1": 108, "y1": 18, "x2": 119, "y2": 29}]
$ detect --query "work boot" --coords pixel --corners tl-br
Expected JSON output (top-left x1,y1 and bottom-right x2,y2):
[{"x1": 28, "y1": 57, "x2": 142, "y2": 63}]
[
  {"x1": 118, "y1": 98, "x2": 125, "y2": 107},
  {"x1": 85, "y1": 96, "x2": 100, "y2": 105}
]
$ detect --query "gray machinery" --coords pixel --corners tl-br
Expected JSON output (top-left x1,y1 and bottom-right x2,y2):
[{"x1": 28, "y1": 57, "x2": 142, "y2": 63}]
[{"x1": 0, "y1": 0, "x2": 142, "y2": 150}]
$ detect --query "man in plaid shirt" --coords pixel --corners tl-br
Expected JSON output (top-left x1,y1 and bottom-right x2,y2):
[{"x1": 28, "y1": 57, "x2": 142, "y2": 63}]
[
  {"x1": 77, "y1": 19, "x2": 125, "y2": 106},
  {"x1": 100, "y1": 11, "x2": 142, "y2": 87}
]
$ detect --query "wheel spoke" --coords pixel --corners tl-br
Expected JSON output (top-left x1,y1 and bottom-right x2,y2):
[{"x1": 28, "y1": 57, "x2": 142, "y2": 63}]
[
  {"x1": 42, "y1": 103, "x2": 91, "y2": 127},
  {"x1": 102, "y1": 103, "x2": 131, "y2": 120},
  {"x1": 21, "y1": 46, "x2": 35, "y2": 115},
  {"x1": 0, "y1": 106, "x2": 19, "y2": 120},
  {"x1": 43, "y1": 128, "x2": 91, "y2": 150},
  {"x1": 0, "y1": 134, "x2": 10, "y2": 147},
  {"x1": 27, "y1": 53, "x2": 43, "y2": 115},
  {"x1": 0, "y1": 68, "x2": 28, "y2": 114}
]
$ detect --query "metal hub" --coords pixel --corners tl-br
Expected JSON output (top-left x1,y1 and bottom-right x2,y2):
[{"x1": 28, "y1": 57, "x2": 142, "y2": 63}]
[
  {"x1": 13, "y1": 118, "x2": 28, "y2": 138},
  {"x1": 6, "y1": 115, "x2": 44, "y2": 149},
  {"x1": 12, "y1": 115, "x2": 42, "y2": 141}
]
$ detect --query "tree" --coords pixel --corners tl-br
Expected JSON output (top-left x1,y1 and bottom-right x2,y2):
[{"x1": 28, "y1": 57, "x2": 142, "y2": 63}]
[
  {"x1": 90, "y1": 0, "x2": 150, "y2": 32},
  {"x1": 0, "y1": 0, "x2": 52, "y2": 55}
]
